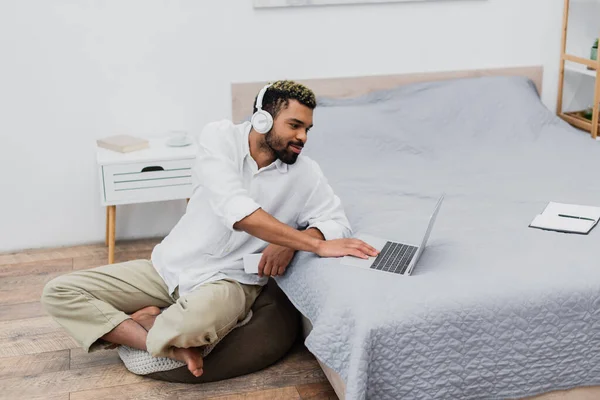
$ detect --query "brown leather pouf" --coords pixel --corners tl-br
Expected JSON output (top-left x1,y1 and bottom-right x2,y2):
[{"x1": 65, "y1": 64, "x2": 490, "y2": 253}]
[{"x1": 146, "y1": 279, "x2": 300, "y2": 383}]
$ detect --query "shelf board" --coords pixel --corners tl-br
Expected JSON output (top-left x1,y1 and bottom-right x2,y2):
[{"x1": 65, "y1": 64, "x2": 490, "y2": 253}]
[
  {"x1": 565, "y1": 63, "x2": 597, "y2": 77},
  {"x1": 563, "y1": 54, "x2": 599, "y2": 69},
  {"x1": 560, "y1": 111, "x2": 600, "y2": 139},
  {"x1": 561, "y1": 111, "x2": 591, "y2": 131}
]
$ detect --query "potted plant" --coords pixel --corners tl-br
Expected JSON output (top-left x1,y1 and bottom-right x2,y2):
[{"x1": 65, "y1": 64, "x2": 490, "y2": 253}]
[{"x1": 583, "y1": 105, "x2": 594, "y2": 121}]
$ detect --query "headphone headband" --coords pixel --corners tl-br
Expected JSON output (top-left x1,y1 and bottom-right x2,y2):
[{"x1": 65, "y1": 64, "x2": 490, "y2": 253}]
[{"x1": 255, "y1": 83, "x2": 273, "y2": 111}]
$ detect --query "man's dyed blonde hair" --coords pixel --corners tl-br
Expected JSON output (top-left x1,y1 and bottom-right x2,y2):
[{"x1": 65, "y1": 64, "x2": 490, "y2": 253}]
[{"x1": 253, "y1": 80, "x2": 317, "y2": 118}]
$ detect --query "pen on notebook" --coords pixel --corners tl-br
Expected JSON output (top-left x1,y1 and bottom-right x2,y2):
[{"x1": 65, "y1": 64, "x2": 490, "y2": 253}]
[{"x1": 558, "y1": 214, "x2": 595, "y2": 221}]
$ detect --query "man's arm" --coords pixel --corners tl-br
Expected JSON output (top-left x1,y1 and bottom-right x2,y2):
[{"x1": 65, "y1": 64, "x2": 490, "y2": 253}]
[
  {"x1": 234, "y1": 209, "x2": 377, "y2": 259},
  {"x1": 234, "y1": 155, "x2": 379, "y2": 262},
  {"x1": 257, "y1": 227, "x2": 325, "y2": 277},
  {"x1": 233, "y1": 209, "x2": 322, "y2": 253},
  {"x1": 303, "y1": 227, "x2": 325, "y2": 241}
]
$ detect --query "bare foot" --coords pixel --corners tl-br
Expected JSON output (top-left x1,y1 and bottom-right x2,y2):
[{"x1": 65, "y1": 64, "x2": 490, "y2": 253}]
[
  {"x1": 170, "y1": 347, "x2": 204, "y2": 377},
  {"x1": 130, "y1": 306, "x2": 161, "y2": 331}
]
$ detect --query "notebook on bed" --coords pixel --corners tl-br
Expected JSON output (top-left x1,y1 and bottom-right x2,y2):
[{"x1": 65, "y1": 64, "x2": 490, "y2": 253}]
[{"x1": 529, "y1": 201, "x2": 600, "y2": 234}]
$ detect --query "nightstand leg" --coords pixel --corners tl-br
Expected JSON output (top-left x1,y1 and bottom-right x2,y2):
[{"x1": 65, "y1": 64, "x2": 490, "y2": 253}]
[
  {"x1": 107, "y1": 206, "x2": 116, "y2": 264},
  {"x1": 105, "y1": 207, "x2": 109, "y2": 246}
]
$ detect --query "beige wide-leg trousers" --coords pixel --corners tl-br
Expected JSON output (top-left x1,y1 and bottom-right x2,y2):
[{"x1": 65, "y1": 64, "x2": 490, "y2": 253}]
[{"x1": 41, "y1": 259, "x2": 262, "y2": 357}]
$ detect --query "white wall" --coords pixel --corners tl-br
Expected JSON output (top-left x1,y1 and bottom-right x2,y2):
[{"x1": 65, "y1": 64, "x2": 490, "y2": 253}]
[{"x1": 0, "y1": 0, "x2": 564, "y2": 252}]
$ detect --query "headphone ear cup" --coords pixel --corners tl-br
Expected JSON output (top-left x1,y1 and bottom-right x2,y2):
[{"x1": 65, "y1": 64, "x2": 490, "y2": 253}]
[{"x1": 251, "y1": 110, "x2": 273, "y2": 134}]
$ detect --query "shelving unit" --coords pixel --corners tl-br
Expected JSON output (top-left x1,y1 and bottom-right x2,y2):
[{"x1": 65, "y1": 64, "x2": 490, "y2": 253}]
[
  {"x1": 564, "y1": 63, "x2": 597, "y2": 78},
  {"x1": 556, "y1": 0, "x2": 600, "y2": 139}
]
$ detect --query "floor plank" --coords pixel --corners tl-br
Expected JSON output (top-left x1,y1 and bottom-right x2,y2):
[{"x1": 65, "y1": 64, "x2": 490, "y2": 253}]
[
  {"x1": 0, "y1": 271, "x2": 65, "y2": 305},
  {"x1": 0, "y1": 271, "x2": 64, "y2": 292},
  {"x1": 0, "y1": 363, "x2": 146, "y2": 399},
  {"x1": 296, "y1": 382, "x2": 339, "y2": 400},
  {"x1": 0, "y1": 350, "x2": 70, "y2": 379},
  {"x1": 0, "y1": 258, "x2": 72, "y2": 278},
  {"x1": 71, "y1": 384, "x2": 306, "y2": 400},
  {"x1": 69, "y1": 381, "x2": 182, "y2": 400},
  {"x1": 524, "y1": 386, "x2": 600, "y2": 400},
  {"x1": 70, "y1": 348, "x2": 122, "y2": 370},
  {"x1": 0, "y1": 330, "x2": 80, "y2": 357},
  {"x1": 7, "y1": 394, "x2": 70, "y2": 400},
  {"x1": 0, "y1": 238, "x2": 160, "y2": 266},
  {"x1": 0, "y1": 316, "x2": 62, "y2": 339},
  {"x1": 73, "y1": 249, "x2": 153, "y2": 271},
  {"x1": 209, "y1": 386, "x2": 301, "y2": 400},
  {"x1": 0, "y1": 301, "x2": 46, "y2": 322}
]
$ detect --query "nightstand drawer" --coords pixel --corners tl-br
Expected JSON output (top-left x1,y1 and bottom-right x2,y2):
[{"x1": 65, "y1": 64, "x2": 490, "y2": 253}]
[{"x1": 102, "y1": 159, "x2": 195, "y2": 204}]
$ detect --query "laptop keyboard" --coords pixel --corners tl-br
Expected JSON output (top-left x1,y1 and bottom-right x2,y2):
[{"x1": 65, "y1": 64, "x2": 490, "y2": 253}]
[{"x1": 371, "y1": 242, "x2": 418, "y2": 275}]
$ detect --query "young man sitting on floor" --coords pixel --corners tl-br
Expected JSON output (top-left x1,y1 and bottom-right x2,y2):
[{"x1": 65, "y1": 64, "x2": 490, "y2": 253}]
[{"x1": 42, "y1": 80, "x2": 378, "y2": 378}]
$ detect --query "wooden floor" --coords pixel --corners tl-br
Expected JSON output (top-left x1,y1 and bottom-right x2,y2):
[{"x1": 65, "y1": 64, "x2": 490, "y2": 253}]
[{"x1": 0, "y1": 238, "x2": 338, "y2": 400}]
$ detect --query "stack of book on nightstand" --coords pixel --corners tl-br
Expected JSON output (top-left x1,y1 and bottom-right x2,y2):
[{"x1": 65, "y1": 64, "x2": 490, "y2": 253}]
[{"x1": 97, "y1": 135, "x2": 149, "y2": 153}]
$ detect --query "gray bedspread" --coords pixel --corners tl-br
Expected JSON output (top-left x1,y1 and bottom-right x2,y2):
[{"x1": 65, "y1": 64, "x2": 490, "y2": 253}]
[{"x1": 274, "y1": 76, "x2": 600, "y2": 400}]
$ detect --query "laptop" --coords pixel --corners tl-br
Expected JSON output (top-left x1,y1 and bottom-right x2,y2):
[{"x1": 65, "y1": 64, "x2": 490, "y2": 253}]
[{"x1": 340, "y1": 194, "x2": 444, "y2": 276}]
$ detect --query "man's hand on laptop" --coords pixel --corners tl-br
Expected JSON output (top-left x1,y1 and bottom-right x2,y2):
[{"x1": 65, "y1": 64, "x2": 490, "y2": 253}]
[
  {"x1": 316, "y1": 239, "x2": 379, "y2": 259},
  {"x1": 258, "y1": 244, "x2": 296, "y2": 277}
]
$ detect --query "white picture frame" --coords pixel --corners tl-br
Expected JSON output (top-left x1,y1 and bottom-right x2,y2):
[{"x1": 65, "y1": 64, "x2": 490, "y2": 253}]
[{"x1": 254, "y1": 0, "x2": 457, "y2": 8}]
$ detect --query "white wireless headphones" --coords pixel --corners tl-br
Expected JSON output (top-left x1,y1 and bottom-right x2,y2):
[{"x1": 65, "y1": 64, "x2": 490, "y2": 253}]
[{"x1": 251, "y1": 83, "x2": 273, "y2": 134}]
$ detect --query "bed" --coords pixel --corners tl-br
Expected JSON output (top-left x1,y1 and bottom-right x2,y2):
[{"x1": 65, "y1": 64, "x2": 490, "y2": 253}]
[{"x1": 231, "y1": 67, "x2": 600, "y2": 400}]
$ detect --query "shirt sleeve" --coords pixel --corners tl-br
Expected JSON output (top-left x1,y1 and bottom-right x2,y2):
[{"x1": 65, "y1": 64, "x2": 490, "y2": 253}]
[
  {"x1": 297, "y1": 161, "x2": 353, "y2": 241},
  {"x1": 192, "y1": 121, "x2": 261, "y2": 231}
]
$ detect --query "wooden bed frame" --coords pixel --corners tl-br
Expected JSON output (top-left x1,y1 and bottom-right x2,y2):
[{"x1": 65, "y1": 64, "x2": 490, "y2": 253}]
[
  {"x1": 231, "y1": 66, "x2": 600, "y2": 400},
  {"x1": 231, "y1": 66, "x2": 543, "y2": 123}
]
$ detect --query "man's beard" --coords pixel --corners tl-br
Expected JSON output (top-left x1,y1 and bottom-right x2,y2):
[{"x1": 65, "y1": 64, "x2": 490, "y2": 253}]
[{"x1": 264, "y1": 129, "x2": 301, "y2": 165}]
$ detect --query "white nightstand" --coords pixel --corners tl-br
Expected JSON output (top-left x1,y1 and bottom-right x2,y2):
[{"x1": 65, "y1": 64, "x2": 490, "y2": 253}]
[{"x1": 96, "y1": 136, "x2": 197, "y2": 263}]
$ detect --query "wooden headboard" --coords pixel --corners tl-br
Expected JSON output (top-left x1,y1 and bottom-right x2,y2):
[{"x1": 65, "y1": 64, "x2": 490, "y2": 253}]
[{"x1": 231, "y1": 66, "x2": 543, "y2": 123}]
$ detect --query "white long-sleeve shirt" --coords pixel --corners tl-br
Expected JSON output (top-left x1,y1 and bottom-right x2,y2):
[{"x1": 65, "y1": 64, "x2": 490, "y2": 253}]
[{"x1": 151, "y1": 120, "x2": 352, "y2": 296}]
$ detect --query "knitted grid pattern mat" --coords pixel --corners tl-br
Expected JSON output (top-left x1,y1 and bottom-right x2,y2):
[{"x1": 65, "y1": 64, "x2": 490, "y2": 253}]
[{"x1": 118, "y1": 310, "x2": 253, "y2": 375}]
